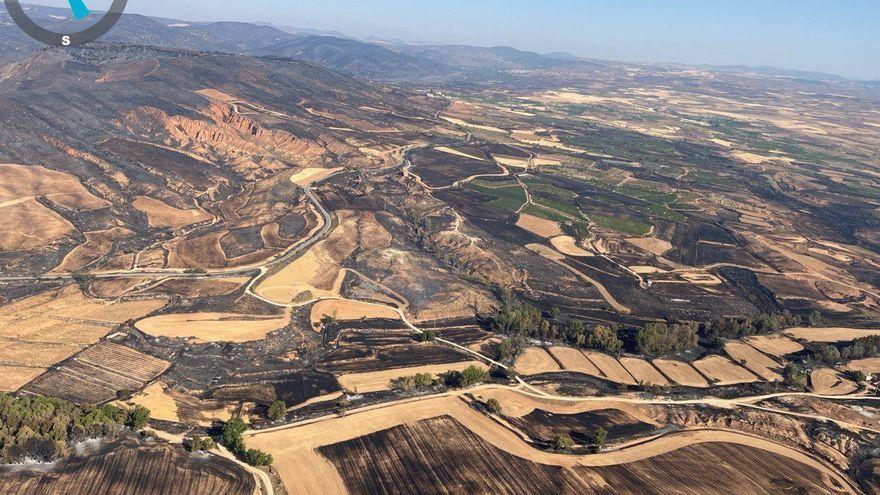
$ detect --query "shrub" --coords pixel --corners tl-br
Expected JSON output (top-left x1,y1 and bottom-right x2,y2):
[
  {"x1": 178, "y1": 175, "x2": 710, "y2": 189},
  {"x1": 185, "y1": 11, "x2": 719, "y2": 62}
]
[
  {"x1": 125, "y1": 405, "x2": 151, "y2": 430},
  {"x1": 267, "y1": 400, "x2": 287, "y2": 421},
  {"x1": 554, "y1": 434, "x2": 574, "y2": 450},
  {"x1": 185, "y1": 436, "x2": 216, "y2": 452},
  {"x1": 485, "y1": 398, "x2": 502, "y2": 414}
]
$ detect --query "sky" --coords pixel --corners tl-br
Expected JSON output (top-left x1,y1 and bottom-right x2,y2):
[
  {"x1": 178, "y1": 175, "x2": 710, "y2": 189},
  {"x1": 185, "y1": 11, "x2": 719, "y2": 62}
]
[{"x1": 33, "y1": 0, "x2": 880, "y2": 80}]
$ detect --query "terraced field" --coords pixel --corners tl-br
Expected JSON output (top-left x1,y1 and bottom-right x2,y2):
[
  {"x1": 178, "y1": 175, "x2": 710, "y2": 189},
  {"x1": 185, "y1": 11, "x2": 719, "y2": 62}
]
[{"x1": 22, "y1": 342, "x2": 170, "y2": 404}]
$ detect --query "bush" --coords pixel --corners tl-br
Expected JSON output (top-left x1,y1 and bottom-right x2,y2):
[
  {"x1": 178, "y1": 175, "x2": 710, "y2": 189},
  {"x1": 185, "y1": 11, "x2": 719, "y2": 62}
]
[
  {"x1": 485, "y1": 398, "x2": 502, "y2": 414},
  {"x1": 185, "y1": 436, "x2": 216, "y2": 452},
  {"x1": 391, "y1": 373, "x2": 436, "y2": 392},
  {"x1": 267, "y1": 400, "x2": 287, "y2": 421},
  {"x1": 125, "y1": 405, "x2": 151, "y2": 430},
  {"x1": 442, "y1": 366, "x2": 488, "y2": 389},
  {"x1": 593, "y1": 427, "x2": 608, "y2": 451},
  {"x1": 554, "y1": 434, "x2": 574, "y2": 451},
  {"x1": 417, "y1": 331, "x2": 436, "y2": 342},
  {"x1": 783, "y1": 363, "x2": 807, "y2": 389},
  {"x1": 242, "y1": 448, "x2": 273, "y2": 466}
]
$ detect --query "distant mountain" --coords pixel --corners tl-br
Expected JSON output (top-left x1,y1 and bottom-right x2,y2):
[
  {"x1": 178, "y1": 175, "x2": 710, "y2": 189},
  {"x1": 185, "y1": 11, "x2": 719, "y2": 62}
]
[
  {"x1": 252, "y1": 36, "x2": 445, "y2": 80},
  {"x1": 397, "y1": 44, "x2": 561, "y2": 70},
  {"x1": 543, "y1": 51, "x2": 579, "y2": 61},
  {"x1": 252, "y1": 22, "x2": 349, "y2": 39},
  {"x1": 0, "y1": 4, "x2": 299, "y2": 63},
  {"x1": 705, "y1": 64, "x2": 851, "y2": 82}
]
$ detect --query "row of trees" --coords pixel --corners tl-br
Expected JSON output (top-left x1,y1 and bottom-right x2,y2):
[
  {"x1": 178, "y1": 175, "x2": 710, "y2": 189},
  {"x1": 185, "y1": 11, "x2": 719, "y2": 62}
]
[
  {"x1": 491, "y1": 289, "x2": 833, "y2": 361},
  {"x1": 704, "y1": 311, "x2": 812, "y2": 340},
  {"x1": 811, "y1": 336, "x2": 880, "y2": 365},
  {"x1": 221, "y1": 417, "x2": 273, "y2": 466},
  {"x1": 0, "y1": 393, "x2": 150, "y2": 464},
  {"x1": 490, "y1": 289, "x2": 623, "y2": 358},
  {"x1": 391, "y1": 366, "x2": 489, "y2": 393}
]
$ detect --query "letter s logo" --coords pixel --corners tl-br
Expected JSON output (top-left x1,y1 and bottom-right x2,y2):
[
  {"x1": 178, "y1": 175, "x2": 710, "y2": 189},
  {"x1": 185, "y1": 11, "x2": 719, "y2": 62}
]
[{"x1": 61, "y1": 35, "x2": 71, "y2": 46}]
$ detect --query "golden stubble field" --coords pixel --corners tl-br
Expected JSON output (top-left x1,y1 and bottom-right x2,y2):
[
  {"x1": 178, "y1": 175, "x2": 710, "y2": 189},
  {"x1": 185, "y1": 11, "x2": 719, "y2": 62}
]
[
  {"x1": 0, "y1": 285, "x2": 167, "y2": 391},
  {"x1": 0, "y1": 164, "x2": 110, "y2": 251}
]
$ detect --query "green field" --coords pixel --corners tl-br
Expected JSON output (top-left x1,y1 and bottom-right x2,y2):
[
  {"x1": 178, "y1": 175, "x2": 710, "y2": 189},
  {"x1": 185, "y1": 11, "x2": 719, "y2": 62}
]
[{"x1": 465, "y1": 182, "x2": 527, "y2": 212}]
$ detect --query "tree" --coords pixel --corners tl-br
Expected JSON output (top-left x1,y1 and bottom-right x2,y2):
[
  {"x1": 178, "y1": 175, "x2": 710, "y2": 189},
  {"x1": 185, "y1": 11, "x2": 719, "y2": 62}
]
[
  {"x1": 554, "y1": 434, "x2": 574, "y2": 451},
  {"x1": 222, "y1": 417, "x2": 248, "y2": 448},
  {"x1": 497, "y1": 336, "x2": 525, "y2": 361},
  {"x1": 587, "y1": 325, "x2": 622, "y2": 355},
  {"x1": 319, "y1": 314, "x2": 336, "y2": 331},
  {"x1": 636, "y1": 322, "x2": 698, "y2": 357},
  {"x1": 267, "y1": 400, "x2": 287, "y2": 421},
  {"x1": 242, "y1": 448, "x2": 273, "y2": 466},
  {"x1": 783, "y1": 363, "x2": 806, "y2": 389},
  {"x1": 417, "y1": 330, "x2": 436, "y2": 342},
  {"x1": 808, "y1": 310, "x2": 825, "y2": 327},
  {"x1": 125, "y1": 405, "x2": 150, "y2": 430},
  {"x1": 594, "y1": 427, "x2": 608, "y2": 452},
  {"x1": 486, "y1": 398, "x2": 502, "y2": 415},
  {"x1": 848, "y1": 370, "x2": 868, "y2": 383},
  {"x1": 460, "y1": 365, "x2": 488, "y2": 387}
]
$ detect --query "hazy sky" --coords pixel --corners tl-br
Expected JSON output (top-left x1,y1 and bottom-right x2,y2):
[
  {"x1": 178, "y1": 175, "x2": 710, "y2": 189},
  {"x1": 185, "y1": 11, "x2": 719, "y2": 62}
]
[{"x1": 34, "y1": 0, "x2": 880, "y2": 79}]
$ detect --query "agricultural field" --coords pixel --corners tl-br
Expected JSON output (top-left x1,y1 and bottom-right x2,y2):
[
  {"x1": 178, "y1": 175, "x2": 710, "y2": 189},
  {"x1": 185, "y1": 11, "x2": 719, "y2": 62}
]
[
  {"x1": 22, "y1": 341, "x2": 170, "y2": 404},
  {"x1": 0, "y1": 436, "x2": 255, "y2": 495}
]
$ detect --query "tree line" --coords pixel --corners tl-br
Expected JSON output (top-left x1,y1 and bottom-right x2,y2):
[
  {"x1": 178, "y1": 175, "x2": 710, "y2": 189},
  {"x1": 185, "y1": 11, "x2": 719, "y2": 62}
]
[
  {"x1": 811, "y1": 335, "x2": 880, "y2": 366},
  {"x1": 489, "y1": 288, "x2": 826, "y2": 359},
  {"x1": 0, "y1": 393, "x2": 150, "y2": 464}
]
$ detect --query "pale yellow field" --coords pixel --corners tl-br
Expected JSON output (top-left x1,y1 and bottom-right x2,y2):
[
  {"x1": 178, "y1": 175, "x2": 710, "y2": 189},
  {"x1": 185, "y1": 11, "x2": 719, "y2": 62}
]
[
  {"x1": 255, "y1": 211, "x2": 389, "y2": 304},
  {"x1": 310, "y1": 299, "x2": 400, "y2": 328},
  {"x1": 547, "y1": 346, "x2": 601, "y2": 376},
  {"x1": 135, "y1": 311, "x2": 291, "y2": 343},
  {"x1": 525, "y1": 242, "x2": 565, "y2": 261},
  {"x1": 619, "y1": 357, "x2": 669, "y2": 386},
  {"x1": 290, "y1": 167, "x2": 344, "y2": 186},
  {"x1": 653, "y1": 359, "x2": 709, "y2": 387},
  {"x1": 745, "y1": 334, "x2": 804, "y2": 356},
  {"x1": 133, "y1": 196, "x2": 212, "y2": 228},
  {"x1": 0, "y1": 286, "x2": 167, "y2": 380},
  {"x1": 550, "y1": 236, "x2": 593, "y2": 257},
  {"x1": 625, "y1": 237, "x2": 673, "y2": 256},
  {"x1": 51, "y1": 227, "x2": 133, "y2": 273},
  {"x1": 845, "y1": 358, "x2": 880, "y2": 374},
  {"x1": 724, "y1": 342, "x2": 782, "y2": 381},
  {"x1": 0, "y1": 365, "x2": 45, "y2": 392},
  {"x1": 517, "y1": 214, "x2": 563, "y2": 238},
  {"x1": 492, "y1": 155, "x2": 530, "y2": 168},
  {"x1": 435, "y1": 146, "x2": 486, "y2": 161},
  {"x1": 630, "y1": 265, "x2": 667, "y2": 274},
  {"x1": 692, "y1": 355, "x2": 757, "y2": 385},
  {"x1": 810, "y1": 368, "x2": 857, "y2": 395},
  {"x1": 784, "y1": 327, "x2": 880, "y2": 342},
  {"x1": 0, "y1": 197, "x2": 77, "y2": 251},
  {"x1": 583, "y1": 350, "x2": 636, "y2": 385},
  {"x1": 440, "y1": 116, "x2": 508, "y2": 134},
  {"x1": 514, "y1": 347, "x2": 562, "y2": 375},
  {"x1": 337, "y1": 361, "x2": 486, "y2": 393}
]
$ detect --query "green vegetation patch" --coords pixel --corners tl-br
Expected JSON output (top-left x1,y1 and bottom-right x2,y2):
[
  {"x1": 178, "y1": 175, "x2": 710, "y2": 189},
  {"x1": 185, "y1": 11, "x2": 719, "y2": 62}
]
[{"x1": 464, "y1": 182, "x2": 527, "y2": 212}]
